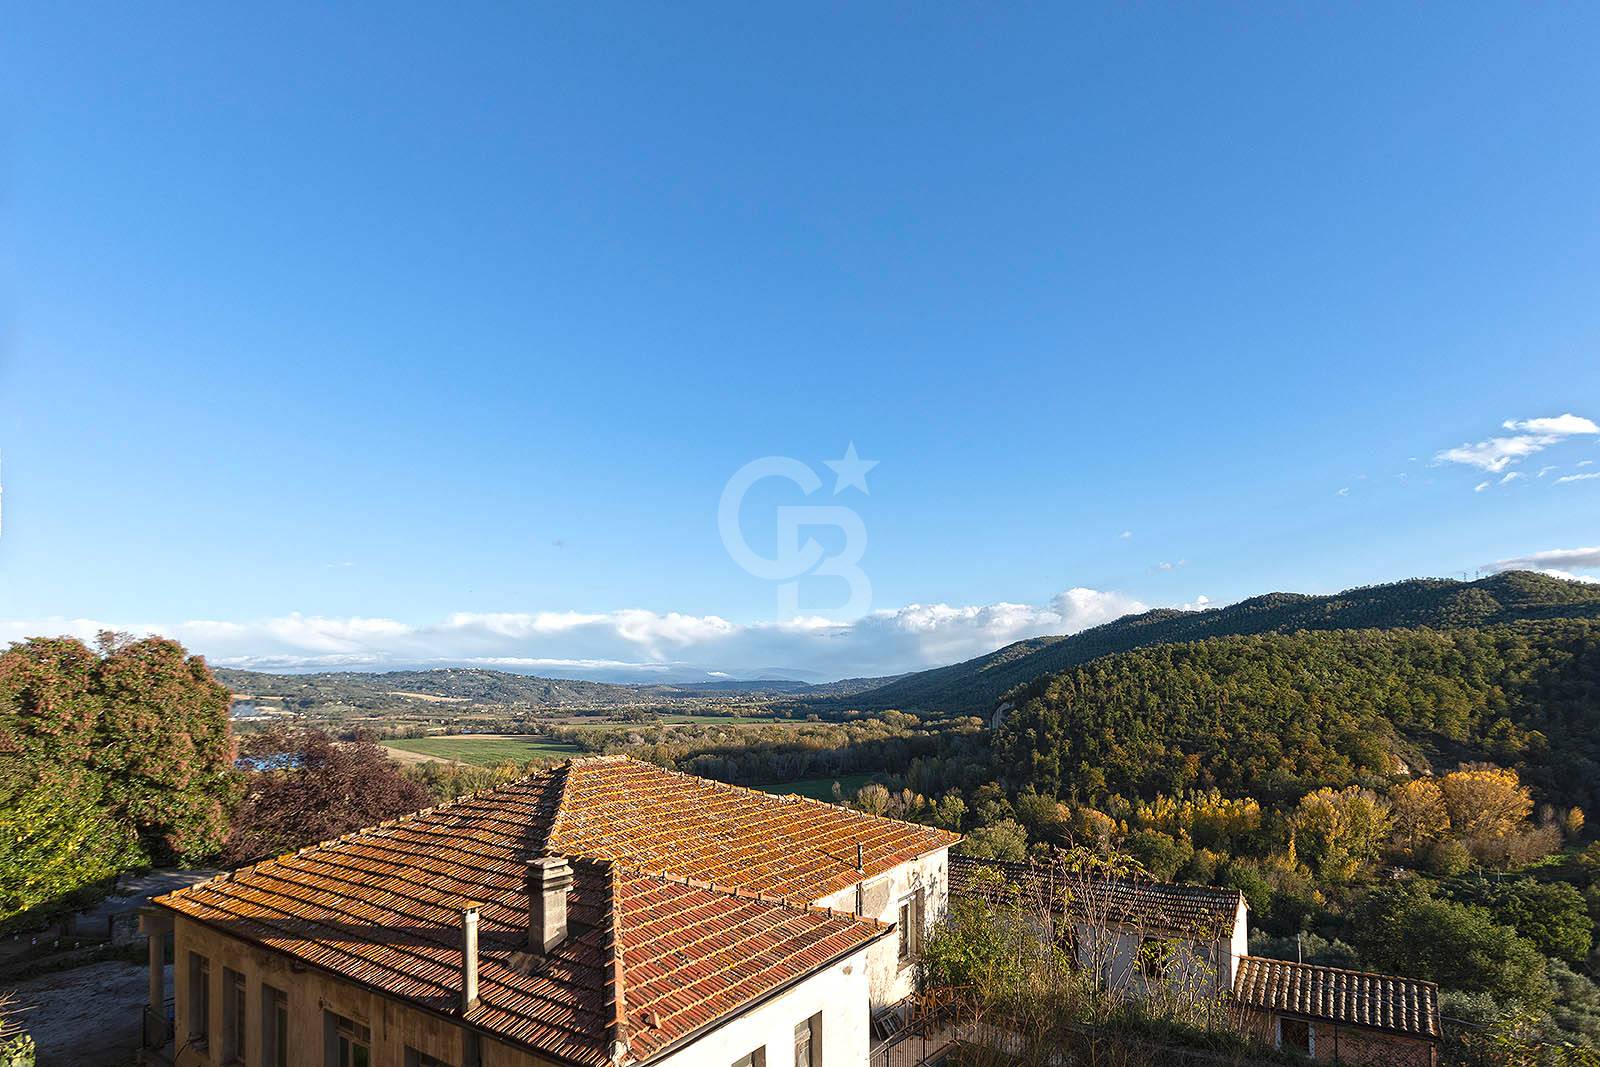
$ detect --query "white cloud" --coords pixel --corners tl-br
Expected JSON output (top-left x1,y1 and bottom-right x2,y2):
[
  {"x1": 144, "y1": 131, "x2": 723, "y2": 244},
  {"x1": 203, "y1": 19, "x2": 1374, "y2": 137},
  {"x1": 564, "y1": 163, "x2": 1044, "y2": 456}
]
[
  {"x1": 1499, "y1": 472, "x2": 1523, "y2": 484},
  {"x1": 1538, "y1": 465, "x2": 1559, "y2": 478},
  {"x1": 1502, "y1": 414, "x2": 1600, "y2": 435},
  {"x1": 1492, "y1": 546, "x2": 1600, "y2": 571},
  {"x1": 0, "y1": 588, "x2": 1150, "y2": 682},
  {"x1": 1488, "y1": 546, "x2": 1600, "y2": 583},
  {"x1": 1556, "y1": 472, "x2": 1600, "y2": 484},
  {"x1": 1180, "y1": 595, "x2": 1214, "y2": 611},
  {"x1": 1436, "y1": 413, "x2": 1598, "y2": 473},
  {"x1": 1441, "y1": 436, "x2": 1559, "y2": 473},
  {"x1": 1336, "y1": 487, "x2": 1350, "y2": 497},
  {"x1": 1474, "y1": 481, "x2": 1491, "y2": 493},
  {"x1": 1580, "y1": 460, "x2": 1595, "y2": 468},
  {"x1": 1119, "y1": 530, "x2": 1133, "y2": 540}
]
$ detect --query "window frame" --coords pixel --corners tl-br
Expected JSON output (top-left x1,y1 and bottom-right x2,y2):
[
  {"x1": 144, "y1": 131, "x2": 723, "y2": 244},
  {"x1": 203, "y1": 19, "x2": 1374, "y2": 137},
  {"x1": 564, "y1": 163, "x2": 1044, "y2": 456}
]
[
  {"x1": 731, "y1": 1047, "x2": 767, "y2": 1067},
  {"x1": 262, "y1": 983, "x2": 289, "y2": 1067},
  {"x1": 221, "y1": 967, "x2": 247, "y2": 1064},
  {"x1": 326, "y1": 1009, "x2": 373, "y2": 1067},
  {"x1": 187, "y1": 952, "x2": 211, "y2": 1047},
  {"x1": 794, "y1": 1012, "x2": 821, "y2": 1067},
  {"x1": 897, "y1": 887, "x2": 927, "y2": 966},
  {"x1": 1277, "y1": 1017, "x2": 1314, "y2": 1055}
]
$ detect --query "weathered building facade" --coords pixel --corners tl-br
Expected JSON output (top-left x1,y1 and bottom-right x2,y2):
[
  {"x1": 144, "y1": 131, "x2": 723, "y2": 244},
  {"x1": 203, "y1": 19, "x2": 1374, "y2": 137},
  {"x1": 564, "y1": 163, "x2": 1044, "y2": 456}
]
[
  {"x1": 949, "y1": 855, "x2": 1440, "y2": 1064},
  {"x1": 139, "y1": 757, "x2": 959, "y2": 1067}
]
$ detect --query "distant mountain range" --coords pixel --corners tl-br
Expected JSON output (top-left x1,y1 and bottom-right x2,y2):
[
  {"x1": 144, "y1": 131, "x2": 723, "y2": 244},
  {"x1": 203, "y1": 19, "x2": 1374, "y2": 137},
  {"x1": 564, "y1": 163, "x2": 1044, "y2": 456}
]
[
  {"x1": 214, "y1": 572, "x2": 1600, "y2": 718},
  {"x1": 212, "y1": 664, "x2": 896, "y2": 711},
  {"x1": 827, "y1": 571, "x2": 1600, "y2": 714}
]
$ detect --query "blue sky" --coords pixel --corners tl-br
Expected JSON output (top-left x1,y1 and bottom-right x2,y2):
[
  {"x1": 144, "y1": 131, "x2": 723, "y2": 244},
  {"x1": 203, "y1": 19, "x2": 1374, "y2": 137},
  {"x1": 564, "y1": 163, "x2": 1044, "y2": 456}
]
[{"x1": 2, "y1": 5, "x2": 1598, "y2": 679}]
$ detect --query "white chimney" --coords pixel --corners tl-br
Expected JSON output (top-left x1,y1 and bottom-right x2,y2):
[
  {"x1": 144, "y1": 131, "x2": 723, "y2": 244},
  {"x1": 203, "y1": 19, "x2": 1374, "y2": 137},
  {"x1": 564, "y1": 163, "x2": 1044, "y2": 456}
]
[
  {"x1": 528, "y1": 856, "x2": 574, "y2": 952},
  {"x1": 460, "y1": 905, "x2": 481, "y2": 1012}
]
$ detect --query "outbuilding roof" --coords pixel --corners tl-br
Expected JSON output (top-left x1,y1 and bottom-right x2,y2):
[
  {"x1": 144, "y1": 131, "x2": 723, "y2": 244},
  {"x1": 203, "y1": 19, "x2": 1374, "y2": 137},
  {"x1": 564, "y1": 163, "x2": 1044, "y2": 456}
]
[
  {"x1": 1232, "y1": 955, "x2": 1441, "y2": 1038},
  {"x1": 948, "y1": 854, "x2": 1243, "y2": 939}
]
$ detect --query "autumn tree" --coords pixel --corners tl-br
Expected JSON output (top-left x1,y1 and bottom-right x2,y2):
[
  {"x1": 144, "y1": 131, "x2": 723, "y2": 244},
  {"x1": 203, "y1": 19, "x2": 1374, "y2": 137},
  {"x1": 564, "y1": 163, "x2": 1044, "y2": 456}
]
[
  {"x1": 1388, "y1": 779, "x2": 1450, "y2": 857},
  {"x1": 222, "y1": 726, "x2": 431, "y2": 863},
  {"x1": 0, "y1": 633, "x2": 236, "y2": 924},
  {"x1": 1438, "y1": 766, "x2": 1534, "y2": 863},
  {"x1": 852, "y1": 782, "x2": 891, "y2": 817},
  {"x1": 1289, "y1": 786, "x2": 1392, "y2": 882},
  {"x1": 92, "y1": 633, "x2": 238, "y2": 859}
]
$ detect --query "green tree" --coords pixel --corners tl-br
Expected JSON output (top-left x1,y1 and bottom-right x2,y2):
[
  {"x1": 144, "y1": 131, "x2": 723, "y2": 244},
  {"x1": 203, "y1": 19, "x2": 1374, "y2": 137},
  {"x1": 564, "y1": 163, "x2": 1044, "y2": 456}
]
[
  {"x1": 1450, "y1": 878, "x2": 1592, "y2": 963},
  {"x1": 1124, "y1": 829, "x2": 1193, "y2": 882},
  {"x1": 1354, "y1": 885, "x2": 1551, "y2": 1008},
  {"x1": 960, "y1": 819, "x2": 1029, "y2": 862},
  {"x1": 0, "y1": 634, "x2": 237, "y2": 924}
]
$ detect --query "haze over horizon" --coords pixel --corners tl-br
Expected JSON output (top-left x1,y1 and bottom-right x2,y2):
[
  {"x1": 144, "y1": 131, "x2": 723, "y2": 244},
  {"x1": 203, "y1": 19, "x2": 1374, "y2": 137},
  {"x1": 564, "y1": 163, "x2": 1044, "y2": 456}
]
[{"x1": 3, "y1": 6, "x2": 1599, "y2": 679}]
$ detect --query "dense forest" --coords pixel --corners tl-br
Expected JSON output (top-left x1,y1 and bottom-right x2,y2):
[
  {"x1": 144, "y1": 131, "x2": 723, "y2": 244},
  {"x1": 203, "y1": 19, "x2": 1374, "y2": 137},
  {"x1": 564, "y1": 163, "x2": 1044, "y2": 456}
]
[
  {"x1": 836, "y1": 571, "x2": 1600, "y2": 713},
  {"x1": 993, "y1": 620, "x2": 1600, "y2": 810}
]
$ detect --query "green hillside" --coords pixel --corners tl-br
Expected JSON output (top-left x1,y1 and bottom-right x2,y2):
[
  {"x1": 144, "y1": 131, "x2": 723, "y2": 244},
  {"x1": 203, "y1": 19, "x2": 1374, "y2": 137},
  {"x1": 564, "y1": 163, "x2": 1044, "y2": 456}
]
[
  {"x1": 992, "y1": 618, "x2": 1600, "y2": 809},
  {"x1": 837, "y1": 570, "x2": 1600, "y2": 714}
]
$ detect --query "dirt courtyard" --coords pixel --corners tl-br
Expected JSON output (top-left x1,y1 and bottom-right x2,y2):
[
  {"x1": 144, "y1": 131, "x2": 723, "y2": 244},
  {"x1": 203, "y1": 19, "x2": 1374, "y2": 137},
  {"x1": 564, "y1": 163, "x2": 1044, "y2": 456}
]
[{"x1": 2, "y1": 959, "x2": 167, "y2": 1066}]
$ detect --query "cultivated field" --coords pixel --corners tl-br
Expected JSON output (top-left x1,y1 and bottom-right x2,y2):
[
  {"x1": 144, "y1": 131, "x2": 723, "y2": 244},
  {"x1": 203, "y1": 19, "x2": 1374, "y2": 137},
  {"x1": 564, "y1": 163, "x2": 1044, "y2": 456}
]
[
  {"x1": 381, "y1": 735, "x2": 583, "y2": 766},
  {"x1": 758, "y1": 772, "x2": 881, "y2": 802}
]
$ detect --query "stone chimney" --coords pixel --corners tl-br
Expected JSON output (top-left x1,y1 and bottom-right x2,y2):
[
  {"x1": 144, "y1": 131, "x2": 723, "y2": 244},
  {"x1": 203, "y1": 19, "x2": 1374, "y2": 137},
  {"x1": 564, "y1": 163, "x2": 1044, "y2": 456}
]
[
  {"x1": 527, "y1": 856, "x2": 574, "y2": 953},
  {"x1": 460, "y1": 904, "x2": 481, "y2": 1012}
]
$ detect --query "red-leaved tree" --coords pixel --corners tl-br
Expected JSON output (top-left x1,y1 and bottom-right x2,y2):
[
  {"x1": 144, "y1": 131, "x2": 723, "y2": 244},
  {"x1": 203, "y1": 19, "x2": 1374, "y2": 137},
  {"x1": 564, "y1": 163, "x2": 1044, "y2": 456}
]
[{"x1": 222, "y1": 726, "x2": 431, "y2": 864}]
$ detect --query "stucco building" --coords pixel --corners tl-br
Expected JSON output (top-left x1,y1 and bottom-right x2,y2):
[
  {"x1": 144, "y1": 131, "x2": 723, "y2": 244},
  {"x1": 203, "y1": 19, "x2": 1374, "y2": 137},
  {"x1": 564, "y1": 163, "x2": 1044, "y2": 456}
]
[
  {"x1": 138, "y1": 756, "x2": 960, "y2": 1067},
  {"x1": 950, "y1": 855, "x2": 1440, "y2": 1064}
]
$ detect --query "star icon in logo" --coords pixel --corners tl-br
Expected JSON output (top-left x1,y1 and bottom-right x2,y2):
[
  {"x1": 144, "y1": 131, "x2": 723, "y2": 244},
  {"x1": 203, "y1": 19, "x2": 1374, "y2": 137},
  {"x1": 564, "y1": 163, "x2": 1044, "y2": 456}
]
[{"x1": 824, "y1": 442, "x2": 878, "y2": 495}]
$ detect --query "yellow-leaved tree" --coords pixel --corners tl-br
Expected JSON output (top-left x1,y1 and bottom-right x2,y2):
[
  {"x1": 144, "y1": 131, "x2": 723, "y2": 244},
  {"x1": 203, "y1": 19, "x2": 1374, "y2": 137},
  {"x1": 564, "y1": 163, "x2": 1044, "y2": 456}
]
[{"x1": 1289, "y1": 786, "x2": 1393, "y2": 882}]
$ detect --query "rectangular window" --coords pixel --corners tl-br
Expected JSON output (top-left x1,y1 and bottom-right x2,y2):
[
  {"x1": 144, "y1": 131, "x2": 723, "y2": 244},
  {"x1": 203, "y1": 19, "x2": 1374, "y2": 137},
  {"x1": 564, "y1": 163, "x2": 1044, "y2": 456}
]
[
  {"x1": 221, "y1": 968, "x2": 246, "y2": 1063},
  {"x1": 897, "y1": 888, "x2": 926, "y2": 964},
  {"x1": 731, "y1": 1048, "x2": 766, "y2": 1067},
  {"x1": 794, "y1": 1013, "x2": 820, "y2": 1067},
  {"x1": 327, "y1": 1011, "x2": 372, "y2": 1067},
  {"x1": 187, "y1": 952, "x2": 210, "y2": 1045},
  {"x1": 262, "y1": 985, "x2": 289, "y2": 1067},
  {"x1": 1279, "y1": 1017, "x2": 1312, "y2": 1054},
  {"x1": 405, "y1": 1048, "x2": 454, "y2": 1067}
]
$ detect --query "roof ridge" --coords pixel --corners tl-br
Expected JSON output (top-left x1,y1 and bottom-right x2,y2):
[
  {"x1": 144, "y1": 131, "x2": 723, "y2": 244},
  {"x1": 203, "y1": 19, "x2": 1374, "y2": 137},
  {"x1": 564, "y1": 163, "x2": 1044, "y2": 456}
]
[
  {"x1": 609, "y1": 860, "x2": 888, "y2": 929},
  {"x1": 531, "y1": 759, "x2": 575, "y2": 856},
  {"x1": 601, "y1": 860, "x2": 631, "y2": 1066}
]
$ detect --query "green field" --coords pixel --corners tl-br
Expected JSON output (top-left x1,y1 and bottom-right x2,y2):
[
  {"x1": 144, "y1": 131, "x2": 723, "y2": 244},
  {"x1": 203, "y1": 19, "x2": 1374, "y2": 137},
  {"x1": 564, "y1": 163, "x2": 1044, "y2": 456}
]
[
  {"x1": 558, "y1": 713, "x2": 778, "y2": 729},
  {"x1": 382, "y1": 736, "x2": 583, "y2": 766},
  {"x1": 759, "y1": 772, "x2": 882, "y2": 802}
]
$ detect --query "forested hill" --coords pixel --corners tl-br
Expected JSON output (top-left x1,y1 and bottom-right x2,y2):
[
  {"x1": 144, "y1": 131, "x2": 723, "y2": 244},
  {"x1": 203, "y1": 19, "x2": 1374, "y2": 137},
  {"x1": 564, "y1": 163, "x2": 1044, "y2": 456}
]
[
  {"x1": 993, "y1": 618, "x2": 1600, "y2": 811},
  {"x1": 213, "y1": 666, "x2": 894, "y2": 711},
  {"x1": 834, "y1": 570, "x2": 1600, "y2": 714}
]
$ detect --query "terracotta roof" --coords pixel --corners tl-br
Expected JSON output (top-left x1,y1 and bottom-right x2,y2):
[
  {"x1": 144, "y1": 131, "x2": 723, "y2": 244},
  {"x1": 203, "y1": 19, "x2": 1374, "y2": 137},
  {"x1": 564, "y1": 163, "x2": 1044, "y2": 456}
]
[
  {"x1": 1232, "y1": 956, "x2": 1440, "y2": 1039},
  {"x1": 550, "y1": 757, "x2": 960, "y2": 901},
  {"x1": 154, "y1": 758, "x2": 940, "y2": 1065},
  {"x1": 949, "y1": 854, "x2": 1242, "y2": 939}
]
